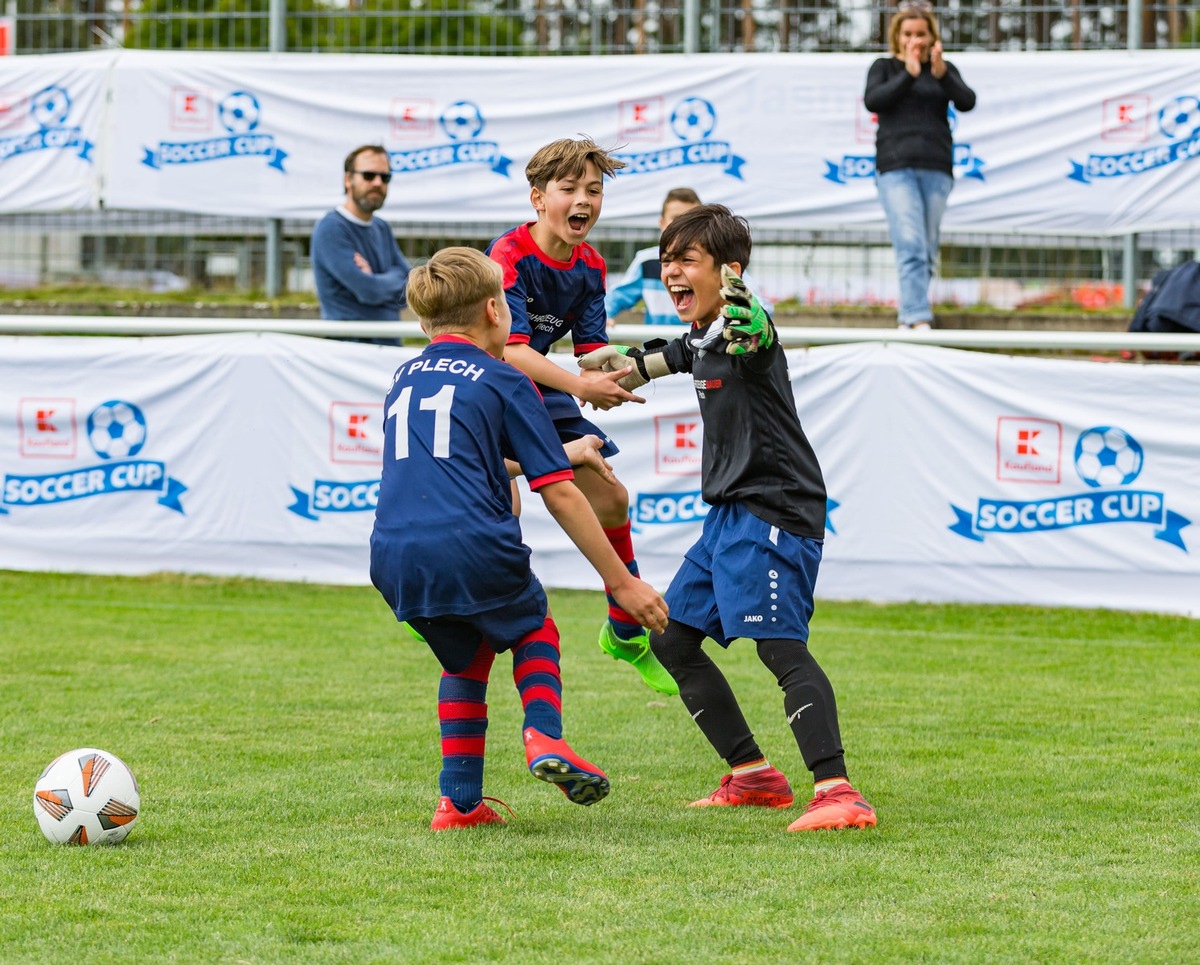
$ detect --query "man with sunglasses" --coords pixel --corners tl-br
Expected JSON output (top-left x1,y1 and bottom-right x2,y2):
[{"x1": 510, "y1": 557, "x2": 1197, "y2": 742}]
[{"x1": 311, "y1": 144, "x2": 411, "y2": 343}]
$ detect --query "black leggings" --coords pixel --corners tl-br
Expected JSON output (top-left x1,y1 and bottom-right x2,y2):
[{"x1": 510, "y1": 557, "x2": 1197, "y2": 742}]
[{"x1": 651, "y1": 622, "x2": 847, "y2": 782}]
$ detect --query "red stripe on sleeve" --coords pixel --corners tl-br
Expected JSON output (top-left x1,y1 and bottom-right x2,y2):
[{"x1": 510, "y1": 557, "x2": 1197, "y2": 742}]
[{"x1": 528, "y1": 469, "x2": 574, "y2": 491}]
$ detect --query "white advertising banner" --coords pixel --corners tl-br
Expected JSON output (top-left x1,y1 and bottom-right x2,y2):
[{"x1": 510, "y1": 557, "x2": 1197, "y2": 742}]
[
  {"x1": 1, "y1": 334, "x2": 1197, "y2": 617},
  {"x1": 0, "y1": 50, "x2": 110, "y2": 212},
  {"x1": 2, "y1": 48, "x2": 1200, "y2": 231}
]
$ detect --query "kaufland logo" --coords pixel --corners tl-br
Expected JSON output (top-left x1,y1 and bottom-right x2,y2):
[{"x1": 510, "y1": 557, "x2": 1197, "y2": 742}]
[
  {"x1": 289, "y1": 402, "x2": 383, "y2": 520},
  {"x1": 949, "y1": 418, "x2": 1190, "y2": 550},
  {"x1": 329, "y1": 401, "x2": 383, "y2": 465},
  {"x1": 655, "y1": 414, "x2": 702, "y2": 475},
  {"x1": 18, "y1": 397, "x2": 77, "y2": 459},
  {"x1": 995, "y1": 416, "x2": 1061, "y2": 484}
]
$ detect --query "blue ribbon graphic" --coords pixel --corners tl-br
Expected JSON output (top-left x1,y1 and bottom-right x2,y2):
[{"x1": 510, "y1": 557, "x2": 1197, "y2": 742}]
[
  {"x1": 0, "y1": 127, "x2": 94, "y2": 164},
  {"x1": 1, "y1": 460, "x2": 187, "y2": 515},
  {"x1": 389, "y1": 141, "x2": 512, "y2": 177},
  {"x1": 616, "y1": 142, "x2": 746, "y2": 180},
  {"x1": 142, "y1": 134, "x2": 287, "y2": 172},
  {"x1": 948, "y1": 490, "x2": 1189, "y2": 551},
  {"x1": 1067, "y1": 131, "x2": 1200, "y2": 183}
]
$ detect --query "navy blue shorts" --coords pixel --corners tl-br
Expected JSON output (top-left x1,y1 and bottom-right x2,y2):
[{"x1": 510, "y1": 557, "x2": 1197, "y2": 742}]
[
  {"x1": 554, "y1": 413, "x2": 619, "y2": 459},
  {"x1": 665, "y1": 502, "x2": 822, "y2": 648},
  {"x1": 406, "y1": 578, "x2": 548, "y2": 675}
]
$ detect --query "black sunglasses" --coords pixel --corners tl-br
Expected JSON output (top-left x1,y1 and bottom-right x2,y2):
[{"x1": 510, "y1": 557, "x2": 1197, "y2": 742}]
[{"x1": 353, "y1": 170, "x2": 393, "y2": 184}]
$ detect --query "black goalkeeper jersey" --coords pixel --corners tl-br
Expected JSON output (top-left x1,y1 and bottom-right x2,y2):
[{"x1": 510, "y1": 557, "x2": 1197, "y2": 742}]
[{"x1": 658, "y1": 317, "x2": 827, "y2": 539}]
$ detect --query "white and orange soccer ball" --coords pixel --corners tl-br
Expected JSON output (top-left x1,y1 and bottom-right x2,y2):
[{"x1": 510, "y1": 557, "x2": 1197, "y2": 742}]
[{"x1": 33, "y1": 748, "x2": 140, "y2": 845}]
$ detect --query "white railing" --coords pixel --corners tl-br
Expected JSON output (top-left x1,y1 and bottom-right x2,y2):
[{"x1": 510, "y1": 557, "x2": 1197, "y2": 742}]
[{"x1": 3, "y1": 315, "x2": 1200, "y2": 353}]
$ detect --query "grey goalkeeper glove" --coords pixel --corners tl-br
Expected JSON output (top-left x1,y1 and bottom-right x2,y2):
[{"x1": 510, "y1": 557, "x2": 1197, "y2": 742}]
[
  {"x1": 578, "y1": 343, "x2": 672, "y2": 391},
  {"x1": 719, "y1": 264, "x2": 774, "y2": 356}
]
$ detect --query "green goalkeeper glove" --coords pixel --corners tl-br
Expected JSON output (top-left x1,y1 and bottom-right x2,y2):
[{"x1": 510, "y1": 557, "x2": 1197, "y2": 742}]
[{"x1": 719, "y1": 264, "x2": 774, "y2": 356}]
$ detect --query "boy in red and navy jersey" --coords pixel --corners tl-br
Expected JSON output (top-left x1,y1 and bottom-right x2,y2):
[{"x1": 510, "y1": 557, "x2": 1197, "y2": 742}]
[
  {"x1": 485, "y1": 136, "x2": 678, "y2": 697},
  {"x1": 370, "y1": 247, "x2": 668, "y2": 830}
]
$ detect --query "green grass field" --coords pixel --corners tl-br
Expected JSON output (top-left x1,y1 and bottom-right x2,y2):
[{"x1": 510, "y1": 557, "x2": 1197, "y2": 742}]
[{"x1": 2, "y1": 570, "x2": 1197, "y2": 963}]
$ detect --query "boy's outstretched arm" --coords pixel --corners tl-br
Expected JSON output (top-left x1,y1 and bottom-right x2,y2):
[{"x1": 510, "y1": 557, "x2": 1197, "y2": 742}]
[
  {"x1": 539, "y1": 480, "x2": 669, "y2": 633},
  {"x1": 507, "y1": 435, "x2": 617, "y2": 485},
  {"x1": 578, "y1": 341, "x2": 675, "y2": 391},
  {"x1": 505, "y1": 342, "x2": 645, "y2": 410}
]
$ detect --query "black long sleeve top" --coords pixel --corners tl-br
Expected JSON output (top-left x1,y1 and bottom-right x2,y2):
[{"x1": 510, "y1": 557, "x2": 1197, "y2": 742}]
[{"x1": 864, "y1": 57, "x2": 976, "y2": 176}]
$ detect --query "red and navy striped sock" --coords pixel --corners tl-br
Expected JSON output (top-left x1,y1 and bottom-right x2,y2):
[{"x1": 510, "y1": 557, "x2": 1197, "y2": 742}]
[
  {"x1": 602, "y1": 520, "x2": 644, "y2": 642},
  {"x1": 512, "y1": 617, "x2": 563, "y2": 740},
  {"x1": 437, "y1": 643, "x2": 495, "y2": 812}
]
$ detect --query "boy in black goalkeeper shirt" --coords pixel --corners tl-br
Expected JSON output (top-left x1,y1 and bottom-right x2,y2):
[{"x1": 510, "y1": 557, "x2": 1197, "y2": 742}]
[{"x1": 580, "y1": 204, "x2": 876, "y2": 831}]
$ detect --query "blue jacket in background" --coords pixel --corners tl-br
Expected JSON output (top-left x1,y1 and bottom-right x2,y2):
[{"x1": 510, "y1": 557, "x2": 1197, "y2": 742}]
[{"x1": 311, "y1": 208, "x2": 410, "y2": 321}]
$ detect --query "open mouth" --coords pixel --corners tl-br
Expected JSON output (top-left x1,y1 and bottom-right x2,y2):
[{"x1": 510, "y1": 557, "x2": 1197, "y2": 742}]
[
  {"x1": 669, "y1": 284, "x2": 695, "y2": 314},
  {"x1": 568, "y1": 214, "x2": 590, "y2": 232}
]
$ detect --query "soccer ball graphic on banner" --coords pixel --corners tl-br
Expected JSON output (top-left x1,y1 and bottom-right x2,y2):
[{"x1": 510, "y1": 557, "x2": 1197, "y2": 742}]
[
  {"x1": 1157, "y1": 95, "x2": 1200, "y2": 141},
  {"x1": 219, "y1": 90, "x2": 261, "y2": 134},
  {"x1": 31, "y1": 84, "x2": 72, "y2": 129},
  {"x1": 439, "y1": 100, "x2": 484, "y2": 141},
  {"x1": 1074, "y1": 426, "x2": 1144, "y2": 488},
  {"x1": 87, "y1": 399, "x2": 147, "y2": 460},
  {"x1": 670, "y1": 97, "x2": 717, "y2": 141},
  {"x1": 34, "y1": 748, "x2": 140, "y2": 845}
]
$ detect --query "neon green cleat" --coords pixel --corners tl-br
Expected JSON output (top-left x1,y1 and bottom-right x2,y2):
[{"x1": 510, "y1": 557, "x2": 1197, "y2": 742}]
[{"x1": 598, "y1": 623, "x2": 679, "y2": 696}]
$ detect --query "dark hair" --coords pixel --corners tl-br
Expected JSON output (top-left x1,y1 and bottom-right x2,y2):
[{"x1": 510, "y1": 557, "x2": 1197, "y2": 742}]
[
  {"x1": 659, "y1": 203, "x2": 751, "y2": 271},
  {"x1": 343, "y1": 144, "x2": 388, "y2": 174},
  {"x1": 661, "y1": 187, "x2": 701, "y2": 217}
]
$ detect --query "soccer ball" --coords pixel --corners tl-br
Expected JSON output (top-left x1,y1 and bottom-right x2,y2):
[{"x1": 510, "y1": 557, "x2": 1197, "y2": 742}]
[
  {"x1": 1157, "y1": 95, "x2": 1200, "y2": 141},
  {"x1": 219, "y1": 90, "x2": 261, "y2": 134},
  {"x1": 87, "y1": 399, "x2": 147, "y2": 460},
  {"x1": 31, "y1": 85, "x2": 71, "y2": 129},
  {"x1": 1074, "y1": 425, "x2": 1144, "y2": 488},
  {"x1": 34, "y1": 748, "x2": 140, "y2": 845},
  {"x1": 670, "y1": 97, "x2": 717, "y2": 142},
  {"x1": 439, "y1": 100, "x2": 484, "y2": 141}
]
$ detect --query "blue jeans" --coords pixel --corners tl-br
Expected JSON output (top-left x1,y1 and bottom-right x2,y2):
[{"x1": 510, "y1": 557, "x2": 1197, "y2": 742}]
[{"x1": 876, "y1": 168, "x2": 954, "y2": 326}]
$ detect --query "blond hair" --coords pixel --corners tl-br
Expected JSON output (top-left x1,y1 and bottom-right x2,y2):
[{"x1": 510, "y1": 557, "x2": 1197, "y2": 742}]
[
  {"x1": 406, "y1": 247, "x2": 502, "y2": 334},
  {"x1": 525, "y1": 135, "x2": 626, "y2": 190},
  {"x1": 888, "y1": 8, "x2": 941, "y2": 55}
]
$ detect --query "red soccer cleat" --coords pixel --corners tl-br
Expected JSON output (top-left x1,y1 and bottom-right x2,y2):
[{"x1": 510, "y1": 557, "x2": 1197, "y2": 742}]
[
  {"x1": 786, "y1": 784, "x2": 877, "y2": 831},
  {"x1": 523, "y1": 727, "x2": 610, "y2": 806},
  {"x1": 429, "y1": 796, "x2": 512, "y2": 831},
  {"x1": 689, "y1": 768, "x2": 794, "y2": 809}
]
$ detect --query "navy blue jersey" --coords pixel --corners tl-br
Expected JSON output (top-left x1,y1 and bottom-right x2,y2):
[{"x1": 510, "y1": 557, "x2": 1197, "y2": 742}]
[
  {"x1": 370, "y1": 335, "x2": 574, "y2": 621},
  {"x1": 485, "y1": 222, "x2": 609, "y2": 420}
]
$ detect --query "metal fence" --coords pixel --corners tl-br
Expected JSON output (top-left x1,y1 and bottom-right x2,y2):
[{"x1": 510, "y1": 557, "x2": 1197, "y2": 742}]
[
  {"x1": 2, "y1": 1, "x2": 1198, "y2": 310},
  {"x1": 3, "y1": 210, "x2": 1196, "y2": 312},
  {"x1": 9, "y1": 1, "x2": 1198, "y2": 55}
]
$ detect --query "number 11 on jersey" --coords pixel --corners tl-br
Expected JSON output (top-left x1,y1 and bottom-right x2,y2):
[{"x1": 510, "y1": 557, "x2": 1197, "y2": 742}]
[{"x1": 387, "y1": 385, "x2": 456, "y2": 460}]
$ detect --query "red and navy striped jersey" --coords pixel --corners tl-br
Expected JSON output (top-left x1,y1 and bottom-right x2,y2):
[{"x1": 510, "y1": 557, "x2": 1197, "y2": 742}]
[
  {"x1": 370, "y1": 335, "x2": 573, "y2": 620},
  {"x1": 485, "y1": 222, "x2": 609, "y2": 419}
]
